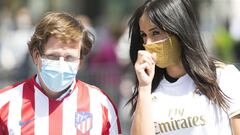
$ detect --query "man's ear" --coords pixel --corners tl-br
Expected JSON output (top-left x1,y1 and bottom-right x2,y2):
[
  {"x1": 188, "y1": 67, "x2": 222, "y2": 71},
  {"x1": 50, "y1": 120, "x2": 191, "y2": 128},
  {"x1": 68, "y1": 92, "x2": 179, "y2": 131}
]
[{"x1": 32, "y1": 49, "x2": 40, "y2": 65}]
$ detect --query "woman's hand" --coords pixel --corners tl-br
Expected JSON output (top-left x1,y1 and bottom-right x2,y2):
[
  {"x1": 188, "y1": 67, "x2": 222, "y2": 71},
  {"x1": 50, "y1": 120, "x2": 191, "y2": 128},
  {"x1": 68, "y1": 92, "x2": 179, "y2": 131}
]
[
  {"x1": 135, "y1": 50, "x2": 156, "y2": 87},
  {"x1": 131, "y1": 51, "x2": 156, "y2": 135}
]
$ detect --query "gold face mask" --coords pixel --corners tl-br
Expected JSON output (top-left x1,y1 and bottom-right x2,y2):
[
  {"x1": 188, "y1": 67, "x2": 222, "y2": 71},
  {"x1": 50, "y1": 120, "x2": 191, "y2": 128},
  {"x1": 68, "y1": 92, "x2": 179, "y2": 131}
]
[{"x1": 143, "y1": 35, "x2": 181, "y2": 68}]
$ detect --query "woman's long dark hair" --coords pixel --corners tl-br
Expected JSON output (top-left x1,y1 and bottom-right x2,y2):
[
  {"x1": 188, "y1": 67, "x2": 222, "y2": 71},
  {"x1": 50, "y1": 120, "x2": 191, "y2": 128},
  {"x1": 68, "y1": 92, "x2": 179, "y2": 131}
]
[{"x1": 128, "y1": 0, "x2": 229, "y2": 115}]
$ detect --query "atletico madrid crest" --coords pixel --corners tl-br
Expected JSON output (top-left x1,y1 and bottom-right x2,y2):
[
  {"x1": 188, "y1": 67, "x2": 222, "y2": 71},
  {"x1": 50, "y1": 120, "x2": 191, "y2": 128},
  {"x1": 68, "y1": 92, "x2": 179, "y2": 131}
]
[{"x1": 75, "y1": 112, "x2": 93, "y2": 134}]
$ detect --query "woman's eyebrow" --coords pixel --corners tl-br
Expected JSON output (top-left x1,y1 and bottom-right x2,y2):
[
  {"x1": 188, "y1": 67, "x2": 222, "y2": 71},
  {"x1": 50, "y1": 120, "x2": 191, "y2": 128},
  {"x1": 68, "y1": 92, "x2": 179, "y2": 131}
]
[{"x1": 148, "y1": 27, "x2": 159, "y2": 32}]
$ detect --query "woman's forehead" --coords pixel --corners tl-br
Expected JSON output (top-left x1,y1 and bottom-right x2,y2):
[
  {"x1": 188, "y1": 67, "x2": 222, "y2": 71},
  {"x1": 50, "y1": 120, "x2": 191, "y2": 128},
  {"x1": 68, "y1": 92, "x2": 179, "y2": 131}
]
[{"x1": 139, "y1": 14, "x2": 159, "y2": 31}]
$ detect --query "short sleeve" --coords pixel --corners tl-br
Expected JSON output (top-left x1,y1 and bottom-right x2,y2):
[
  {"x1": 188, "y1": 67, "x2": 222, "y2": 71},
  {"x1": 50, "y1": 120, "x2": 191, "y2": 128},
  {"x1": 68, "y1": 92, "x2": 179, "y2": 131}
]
[
  {"x1": 107, "y1": 101, "x2": 122, "y2": 135},
  {"x1": 101, "y1": 94, "x2": 122, "y2": 135},
  {"x1": 217, "y1": 65, "x2": 240, "y2": 118}
]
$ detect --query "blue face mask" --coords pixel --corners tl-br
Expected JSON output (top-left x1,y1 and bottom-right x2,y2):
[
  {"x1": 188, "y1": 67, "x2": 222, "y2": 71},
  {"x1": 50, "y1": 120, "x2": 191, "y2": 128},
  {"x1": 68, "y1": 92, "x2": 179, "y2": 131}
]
[{"x1": 39, "y1": 57, "x2": 79, "y2": 92}]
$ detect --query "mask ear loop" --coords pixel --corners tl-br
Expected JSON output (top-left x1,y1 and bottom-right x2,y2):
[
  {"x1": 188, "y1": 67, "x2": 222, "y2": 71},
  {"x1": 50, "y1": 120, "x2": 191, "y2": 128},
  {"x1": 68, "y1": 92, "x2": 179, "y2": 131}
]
[
  {"x1": 166, "y1": 33, "x2": 172, "y2": 63},
  {"x1": 168, "y1": 34, "x2": 173, "y2": 48}
]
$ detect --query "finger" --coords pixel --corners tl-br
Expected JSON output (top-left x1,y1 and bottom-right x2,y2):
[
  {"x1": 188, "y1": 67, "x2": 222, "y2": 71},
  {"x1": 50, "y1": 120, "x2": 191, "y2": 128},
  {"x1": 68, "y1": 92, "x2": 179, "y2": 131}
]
[
  {"x1": 144, "y1": 63, "x2": 154, "y2": 76},
  {"x1": 138, "y1": 51, "x2": 155, "y2": 64},
  {"x1": 140, "y1": 58, "x2": 153, "y2": 66},
  {"x1": 136, "y1": 62, "x2": 153, "y2": 76},
  {"x1": 137, "y1": 53, "x2": 155, "y2": 66}
]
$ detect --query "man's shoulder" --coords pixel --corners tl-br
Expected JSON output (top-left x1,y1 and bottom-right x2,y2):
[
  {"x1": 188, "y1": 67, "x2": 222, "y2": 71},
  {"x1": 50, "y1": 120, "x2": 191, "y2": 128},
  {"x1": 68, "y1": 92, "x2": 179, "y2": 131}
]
[
  {"x1": 0, "y1": 77, "x2": 34, "y2": 94},
  {"x1": 75, "y1": 80, "x2": 114, "y2": 102},
  {"x1": 0, "y1": 78, "x2": 31, "y2": 108},
  {"x1": 0, "y1": 81, "x2": 24, "y2": 94},
  {"x1": 76, "y1": 80, "x2": 103, "y2": 93}
]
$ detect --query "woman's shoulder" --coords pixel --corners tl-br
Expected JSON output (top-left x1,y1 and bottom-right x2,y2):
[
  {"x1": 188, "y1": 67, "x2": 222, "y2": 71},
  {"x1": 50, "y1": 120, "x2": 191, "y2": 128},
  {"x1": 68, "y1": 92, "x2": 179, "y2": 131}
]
[
  {"x1": 214, "y1": 61, "x2": 239, "y2": 74},
  {"x1": 215, "y1": 62, "x2": 240, "y2": 89}
]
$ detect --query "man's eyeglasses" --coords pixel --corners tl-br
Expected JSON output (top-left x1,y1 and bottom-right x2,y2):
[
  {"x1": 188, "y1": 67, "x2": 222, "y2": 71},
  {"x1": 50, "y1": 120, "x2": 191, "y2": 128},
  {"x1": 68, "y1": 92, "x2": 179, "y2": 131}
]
[{"x1": 41, "y1": 54, "x2": 80, "y2": 63}]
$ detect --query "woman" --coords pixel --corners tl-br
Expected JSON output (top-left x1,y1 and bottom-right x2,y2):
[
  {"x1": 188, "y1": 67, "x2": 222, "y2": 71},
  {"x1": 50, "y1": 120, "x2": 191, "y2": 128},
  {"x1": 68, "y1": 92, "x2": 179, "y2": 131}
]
[{"x1": 128, "y1": 0, "x2": 240, "y2": 134}]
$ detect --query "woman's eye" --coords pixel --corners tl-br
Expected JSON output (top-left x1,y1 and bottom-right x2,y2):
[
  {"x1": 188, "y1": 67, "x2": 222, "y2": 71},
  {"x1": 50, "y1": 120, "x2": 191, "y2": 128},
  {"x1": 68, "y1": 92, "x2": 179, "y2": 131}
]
[
  {"x1": 152, "y1": 31, "x2": 160, "y2": 36},
  {"x1": 140, "y1": 32, "x2": 146, "y2": 38}
]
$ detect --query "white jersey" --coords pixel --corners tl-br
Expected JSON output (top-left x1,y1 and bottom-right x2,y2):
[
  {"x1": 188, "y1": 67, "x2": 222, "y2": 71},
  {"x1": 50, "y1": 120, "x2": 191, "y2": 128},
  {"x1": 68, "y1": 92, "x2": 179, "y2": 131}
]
[
  {"x1": 0, "y1": 75, "x2": 122, "y2": 135},
  {"x1": 151, "y1": 65, "x2": 240, "y2": 135}
]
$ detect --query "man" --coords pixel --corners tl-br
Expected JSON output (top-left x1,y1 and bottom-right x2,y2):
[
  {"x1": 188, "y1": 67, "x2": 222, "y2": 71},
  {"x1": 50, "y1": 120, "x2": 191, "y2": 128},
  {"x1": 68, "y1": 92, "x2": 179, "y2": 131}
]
[{"x1": 0, "y1": 12, "x2": 121, "y2": 135}]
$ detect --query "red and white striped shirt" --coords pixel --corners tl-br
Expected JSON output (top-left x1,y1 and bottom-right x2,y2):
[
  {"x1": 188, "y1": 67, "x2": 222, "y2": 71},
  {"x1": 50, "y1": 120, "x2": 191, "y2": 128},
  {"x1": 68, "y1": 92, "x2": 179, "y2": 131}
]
[{"x1": 0, "y1": 75, "x2": 122, "y2": 135}]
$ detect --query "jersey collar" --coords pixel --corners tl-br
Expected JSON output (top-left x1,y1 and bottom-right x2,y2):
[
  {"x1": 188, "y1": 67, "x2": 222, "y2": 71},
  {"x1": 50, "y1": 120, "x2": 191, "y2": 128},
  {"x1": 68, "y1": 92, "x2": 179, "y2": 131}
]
[{"x1": 34, "y1": 74, "x2": 76, "y2": 101}]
